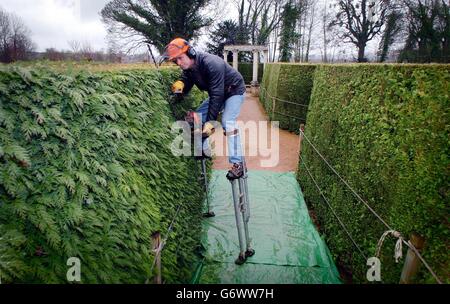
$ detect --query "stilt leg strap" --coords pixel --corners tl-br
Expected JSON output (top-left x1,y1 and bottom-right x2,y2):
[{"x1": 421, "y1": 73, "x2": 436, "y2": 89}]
[{"x1": 224, "y1": 129, "x2": 239, "y2": 137}]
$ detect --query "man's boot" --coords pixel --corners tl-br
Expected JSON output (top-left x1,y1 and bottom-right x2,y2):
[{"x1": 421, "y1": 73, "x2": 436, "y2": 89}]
[{"x1": 226, "y1": 162, "x2": 244, "y2": 180}]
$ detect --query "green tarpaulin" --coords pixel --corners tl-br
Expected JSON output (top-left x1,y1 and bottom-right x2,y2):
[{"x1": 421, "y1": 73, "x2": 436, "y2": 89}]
[{"x1": 191, "y1": 170, "x2": 342, "y2": 284}]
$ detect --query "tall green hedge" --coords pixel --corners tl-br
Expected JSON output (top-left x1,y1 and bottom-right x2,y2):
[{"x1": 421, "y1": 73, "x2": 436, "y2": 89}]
[
  {"x1": 297, "y1": 64, "x2": 449, "y2": 283},
  {"x1": 260, "y1": 63, "x2": 316, "y2": 132},
  {"x1": 0, "y1": 63, "x2": 205, "y2": 283},
  {"x1": 237, "y1": 63, "x2": 264, "y2": 84},
  {"x1": 260, "y1": 63, "x2": 280, "y2": 114}
]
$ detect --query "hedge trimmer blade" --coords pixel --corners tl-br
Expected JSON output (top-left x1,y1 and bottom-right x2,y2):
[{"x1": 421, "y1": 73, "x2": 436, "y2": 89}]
[{"x1": 156, "y1": 55, "x2": 168, "y2": 67}]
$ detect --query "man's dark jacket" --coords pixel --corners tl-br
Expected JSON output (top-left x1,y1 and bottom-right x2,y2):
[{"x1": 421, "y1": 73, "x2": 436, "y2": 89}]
[{"x1": 180, "y1": 51, "x2": 246, "y2": 122}]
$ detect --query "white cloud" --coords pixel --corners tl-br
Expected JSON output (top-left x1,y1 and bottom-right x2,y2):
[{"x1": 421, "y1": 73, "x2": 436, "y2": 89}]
[{"x1": 1, "y1": 0, "x2": 109, "y2": 52}]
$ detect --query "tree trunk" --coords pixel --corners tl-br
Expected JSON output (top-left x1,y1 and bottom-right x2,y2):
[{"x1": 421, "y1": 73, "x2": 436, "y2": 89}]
[
  {"x1": 272, "y1": 28, "x2": 278, "y2": 62},
  {"x1": 322, "y1": 21, "x2": 327, "y2": 61},
  {"x1": 295, "y1": 6, "x2": 302, "y2": 62},
  {"x1": 300, "y1": 13, "x2": 306, "y2": 62},
  {"x1": 357, "y1": 43, "x2": 367, "y2": 62},
  {"x1": 322, "y1": 2, "x2": 328, "y2": 63},
  {"x1": 305, "y1": 4, "x2": 315, "y2": 62}
]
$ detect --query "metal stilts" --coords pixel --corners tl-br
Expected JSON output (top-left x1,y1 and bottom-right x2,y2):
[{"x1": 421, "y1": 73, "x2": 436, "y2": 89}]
[
  {"x1": 227, "y1": 158, "x2": 254, "y2": 265},
  {"x1": 231, "y1": 178, "x2": 246, "y2": 263},
  {"x1": 200, "y1": 158, "x2": 215, "y2": 218},
  {"x1": 239, "y1": 173, "x2": 251, "y2": 251},
  {"x1": 185, "y1": 110, "x2": 215, "y2": 218}
]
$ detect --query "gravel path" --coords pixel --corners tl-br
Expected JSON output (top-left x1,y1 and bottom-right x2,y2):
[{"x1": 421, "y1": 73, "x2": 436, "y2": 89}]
[{"x1": 211, "y1": 91, "x2": 301, "y2": 172}]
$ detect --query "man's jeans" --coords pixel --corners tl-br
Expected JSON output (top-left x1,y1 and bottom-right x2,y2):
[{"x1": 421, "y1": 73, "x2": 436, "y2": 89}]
[{"x1": 196, "y1": 95, "x2": 245, "y2": 164}]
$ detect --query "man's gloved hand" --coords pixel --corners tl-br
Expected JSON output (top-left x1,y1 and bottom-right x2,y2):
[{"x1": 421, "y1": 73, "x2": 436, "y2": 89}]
[
  {"x1": 172, "y1": 80, "x2": 185, "y2": 94},
  {"x1": 169, "y1": 92, "x2": 184, "y2": 104},
  {"x1": 202, "y1": 122, "x2": 215, "y2": 138}
]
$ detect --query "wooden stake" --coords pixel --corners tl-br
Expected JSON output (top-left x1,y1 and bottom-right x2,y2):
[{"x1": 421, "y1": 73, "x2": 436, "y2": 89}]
[
  {"x1": 271, "y1": 96, "x2": 276, "y2": 120},
  {"x1": 299, "y1": 123, "x2": 305, "y2": 154},
  {"x1": 152, "y1": 231, "x2": 162, "y2": 284},
  {"x1": 297, "y1": 124, "x2": 305, "y2": 171},
  {"x1": 399, "y1": 233, "x2": 425, "y2": 284}
]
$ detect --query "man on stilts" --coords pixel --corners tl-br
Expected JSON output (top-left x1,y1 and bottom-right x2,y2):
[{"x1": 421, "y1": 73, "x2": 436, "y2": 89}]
[{"x1": 162, "y1": 38, "x2": 255, "y2": 264}]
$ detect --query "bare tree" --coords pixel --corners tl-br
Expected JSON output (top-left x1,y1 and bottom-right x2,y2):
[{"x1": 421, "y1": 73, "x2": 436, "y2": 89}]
[
  {"x1": 305, "y1": 0, "x2": 317, "y2": 62},
  {"x1": 294, "y1": 0, "x2": 305, "y2": 61},
  {"x1": 299, "y1": 2, "x2": 307, "y2": 61},
  {"x1": 0, "y1": 8, "x2": 35, "y2": 63},
  {"x1": 321, "y1": 1, "x2": 331, "y2": 62},
  {"x1": 43, "y1": 48, "x2": 65, "y2": 61},
  {"x1": 68, "y1": 40, "x2": 81, "y2": 60},
  {"x1": 0, "y1": 9, "x2": 11, "y2": 62},
  {"x1": 320, "y1": 1, "x2": 345, "y2": 62},
  {"x1": 233, "y1": 0, "x2": 284, "y2": 45},
  {"x1": 67, "y1": 40, "x2": 98, "y2": 61},
  {"x1": 106, "y1": 46, "x2": 123, "y2": 63},
  {"x1": 269, "y1": 25, "x2": 279, "y2": 62},
  {"x1": 80, "y1": 41, "x2": 94, "y2": 61},
  {"x1": 12, "y1": 15, "x2": 35, "y2": 60},
  {"x1": 377, "y1": 8, "x2": 402, "y2": 62},
  {"x1": 257, "y1": 0, "x2": 283, "y2": 45},
  {"x1": 68, "y1": 40, "x2": 81, "y2": 53},
  {"x1": 290, "y1": 0, "x2": 317, "y2": 62},
  {"x1": 330, "y1": 0, "x2": 391, "y2": 62}
]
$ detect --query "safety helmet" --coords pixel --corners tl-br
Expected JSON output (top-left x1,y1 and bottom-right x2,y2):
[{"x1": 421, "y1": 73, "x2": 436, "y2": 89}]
[{"x1": 163, "y1": 38, "x2": 196, "y2": 61}]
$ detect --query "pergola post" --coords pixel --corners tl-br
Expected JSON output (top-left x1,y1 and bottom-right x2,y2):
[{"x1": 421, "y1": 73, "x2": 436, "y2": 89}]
[
  {"x1": 232, "y1": 50, "x2": 239, "y2": 70},
  {"x1": 223, "y1": 50, "x2": 229, "y2": 62},
  {"x1": 252, "y1": 50, "x2": 259, "y2": 85},
  {"x1": 251, "y1": 50, "x2": 259, "y2": 96},
  {"x1": 263, "y1": 50, "x2": 269, "y2": 66}
]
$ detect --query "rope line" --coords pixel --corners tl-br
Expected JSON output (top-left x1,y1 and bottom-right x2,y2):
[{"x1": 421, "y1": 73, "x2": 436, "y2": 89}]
[
  {"x1": 147, "y1": 204, "x2": 183, "y2": 283},
  {"x1": 260, "y1": 86, "x2": 309, "y2": 108},
  {"x1": 259, "y1": 87, "x2": 307, "y2": 125},
  {"x1": 300, "y1": 129, "x2": 443, "y2": 284},
  {"x1": 300, "y1": 129, "x2": 394, "y2": 231},
  {"x1": 273, "y1": 110, "x2": 306, "y2": 122},
  {"x1": 376, "y1": 230, "x2": 403, "y2": 263},
  {"x1": 300, "y1": 154, "x2": 368, "y2": 260}
]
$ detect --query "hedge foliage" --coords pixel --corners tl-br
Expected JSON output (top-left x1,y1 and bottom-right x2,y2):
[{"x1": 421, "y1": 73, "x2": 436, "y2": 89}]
[
  {"x1": 0, "y1": 63, "x2": 206, "y2": 283},
  {"x1": 260, "y1": 63, "x2": 280, "y2": 114},
  {"x1": 237, "y1": 63, "x2": 264, "y2": 85},
  {"x1": 297, "y1": 64, "x2": 449, "y2": 283},
  {"x1": 260, "y1": 63, "x2": 316, "y2": 132}
]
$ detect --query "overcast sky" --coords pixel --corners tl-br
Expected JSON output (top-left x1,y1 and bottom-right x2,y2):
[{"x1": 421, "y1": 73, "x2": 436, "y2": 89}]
[
  {"x1": 1, "y1": 0, "x2": 111, "y2": 52},
  {"x1": 0, "y1": 0, "x2": 380, "y2": 60}
]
